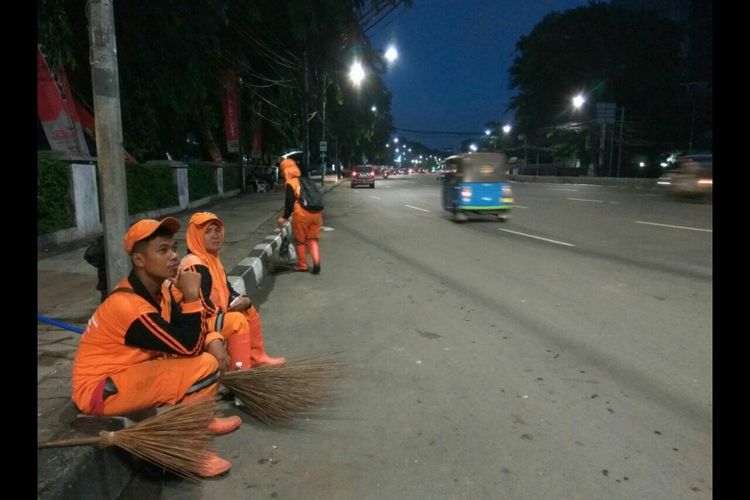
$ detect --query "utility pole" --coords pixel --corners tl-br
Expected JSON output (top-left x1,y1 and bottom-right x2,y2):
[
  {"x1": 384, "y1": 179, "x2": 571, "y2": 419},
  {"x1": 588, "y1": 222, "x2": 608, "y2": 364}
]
[
  {"x1": 616, "y1": 106, "x2": 625, "y2": 177},
  {"x1": 303, "y1": 48, "x2": 311, "y2": 177},
  {"x1": 87, "y1": 0, "x2": 129, "y2": 290}
]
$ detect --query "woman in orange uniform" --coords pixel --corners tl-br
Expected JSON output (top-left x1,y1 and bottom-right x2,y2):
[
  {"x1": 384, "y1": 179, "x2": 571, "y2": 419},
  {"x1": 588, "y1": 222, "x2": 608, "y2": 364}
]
[
  {"x1": 181, "y1": 212, "x2": 285, "y2": 369},
  {"x1": 277, "y1": 156, "x2": 323, "y2": 274},
  {"x1": 72, "y1": 217, "x2": 238, "y2": 478}
]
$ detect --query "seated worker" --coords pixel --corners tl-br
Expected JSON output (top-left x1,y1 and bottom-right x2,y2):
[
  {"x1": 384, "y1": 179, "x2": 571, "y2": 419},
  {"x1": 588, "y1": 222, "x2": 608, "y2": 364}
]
[
  {"x1": 181, "y1": 212, "x2": 285, "y2": 369},
  {"x1": 71, "y1": 217, "x2": 239, "y2": 478}
]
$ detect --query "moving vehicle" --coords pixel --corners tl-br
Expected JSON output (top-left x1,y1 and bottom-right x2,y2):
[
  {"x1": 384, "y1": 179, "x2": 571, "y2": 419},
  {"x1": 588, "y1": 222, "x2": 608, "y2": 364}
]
[
  {"x1": 351, "y1": 164, "x2": 376, "y2": 188},
  {"x1": 440, "y1": 152, "x2": 513, "y2": 221},
  {"x1": 657, "y1": 152, "x2": 712, "y2": 198}
]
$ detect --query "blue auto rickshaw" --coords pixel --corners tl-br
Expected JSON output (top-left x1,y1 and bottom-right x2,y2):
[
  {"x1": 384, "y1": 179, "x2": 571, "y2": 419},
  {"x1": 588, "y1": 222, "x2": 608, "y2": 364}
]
[{"x1": 441, "y1": 152, "x2": 513, "y2": 221}]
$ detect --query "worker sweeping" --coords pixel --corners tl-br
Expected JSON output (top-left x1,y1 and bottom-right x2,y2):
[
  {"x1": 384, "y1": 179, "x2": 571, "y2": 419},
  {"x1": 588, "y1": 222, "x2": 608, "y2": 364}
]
[
  {"x1": 181, "y1": 212, "x2": 285, "y2": 369},
  {"x1": 277, "y1": 154, "x2": 323, "y2": 274},
  {"x1": 71, "y1": 217, "x2": 239, "y2": 478}
]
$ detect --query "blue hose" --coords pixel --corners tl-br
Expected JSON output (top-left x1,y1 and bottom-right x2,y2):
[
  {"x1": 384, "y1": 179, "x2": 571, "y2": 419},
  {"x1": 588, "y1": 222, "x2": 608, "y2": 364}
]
[{"x1": 37, "y1": 315, "x2": 85, "y2": 334}]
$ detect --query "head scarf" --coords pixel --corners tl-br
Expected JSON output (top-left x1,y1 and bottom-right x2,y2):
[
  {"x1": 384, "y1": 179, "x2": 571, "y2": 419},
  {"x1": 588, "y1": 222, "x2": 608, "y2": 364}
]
[
  {"x1": 186, "y1": 212, "x2": 229, "y2": 310},
  {"x1": 280, "y1": 158, "x2": 301, "y2": 182}
]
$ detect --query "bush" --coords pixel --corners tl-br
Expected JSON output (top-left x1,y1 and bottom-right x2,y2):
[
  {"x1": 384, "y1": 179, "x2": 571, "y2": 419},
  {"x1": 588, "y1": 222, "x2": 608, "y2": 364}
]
[
  {"x1": 187, "y1": 163, "x2": 217, "y2": 200},
  {"x1": 38, "y1": 157, "x2": 75, "y2": 235},
  {"x1": 125, "y1": 164, "x2": 179, "y2": 214},
  {"x1": 223, "y1": 164, "x2": 242, "y2": 192}
]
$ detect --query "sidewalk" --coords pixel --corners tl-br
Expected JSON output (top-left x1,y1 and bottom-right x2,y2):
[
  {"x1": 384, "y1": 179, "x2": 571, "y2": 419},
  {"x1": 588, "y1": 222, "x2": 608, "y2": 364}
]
[{"x1": 37, "y1": 176, "x2": 341, "y2": 499}]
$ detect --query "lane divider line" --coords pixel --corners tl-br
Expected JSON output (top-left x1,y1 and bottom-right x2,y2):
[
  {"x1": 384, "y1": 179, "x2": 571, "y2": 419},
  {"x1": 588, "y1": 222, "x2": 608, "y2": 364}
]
[
  {"x1": 567, "y1": 197, "x2": 605, "y2": 203},
  {"x1": 405, "y1": 204, "x2": 430, "y2": 212},
  {"x1": 634, "y1": 220, "x2": 712, "y2": 233},
  {"x1": 499, "y1": 228, "x2": 576, "y2": 247}
]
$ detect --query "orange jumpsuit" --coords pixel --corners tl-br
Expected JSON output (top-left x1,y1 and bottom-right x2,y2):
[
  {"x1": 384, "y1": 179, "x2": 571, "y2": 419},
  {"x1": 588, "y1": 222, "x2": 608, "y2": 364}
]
[
  {"x1": 182, "y1": 212, "x2": 284, "y2": 367},
  {"x1": 280, "y1": 158, "x2": 322, "y2": 271},
  {"x1": 72, "y1": 271, "x2": 220, "y2": 416}
]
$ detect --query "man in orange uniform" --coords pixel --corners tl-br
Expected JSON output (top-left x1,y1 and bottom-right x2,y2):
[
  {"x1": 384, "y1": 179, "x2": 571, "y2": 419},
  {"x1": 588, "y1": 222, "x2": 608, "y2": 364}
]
[
  {"x1": 181, "y1": 212, "x2": 285, "y2": 369},
  {"x1": 71, "y1": 217, "x2": 238, "y2": 478},
  {"x1": 277, "y1": 156, "x2": 323, "y2": 274}
]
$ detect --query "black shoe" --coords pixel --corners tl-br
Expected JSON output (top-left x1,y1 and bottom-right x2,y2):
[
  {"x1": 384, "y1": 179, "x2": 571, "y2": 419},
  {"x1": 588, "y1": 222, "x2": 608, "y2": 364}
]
[{"x1": 312, "y1": 263, "x2": 321, "y2": 275}]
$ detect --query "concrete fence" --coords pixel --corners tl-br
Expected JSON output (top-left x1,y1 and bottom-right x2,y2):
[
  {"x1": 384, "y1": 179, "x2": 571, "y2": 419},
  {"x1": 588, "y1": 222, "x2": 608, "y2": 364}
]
[{"x1": 37, "y1": 157, "x2": 245, "y2": 250}]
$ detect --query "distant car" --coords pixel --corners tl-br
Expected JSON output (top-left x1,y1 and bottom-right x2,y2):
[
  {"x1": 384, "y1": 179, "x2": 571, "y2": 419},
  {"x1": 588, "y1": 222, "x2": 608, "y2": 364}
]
[
  {"x1": 657, "y1": 153, "x2": 712, "y2": 198},
  {"x1": 351, "y1": 165, "x2": 376, "y2": 188}
]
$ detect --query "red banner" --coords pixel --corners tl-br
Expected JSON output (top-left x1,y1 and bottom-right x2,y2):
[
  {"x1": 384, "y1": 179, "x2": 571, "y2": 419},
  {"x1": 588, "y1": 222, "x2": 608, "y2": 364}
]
[
  {"x1": 221, "y1": 69, "x2": 240, "y2": 153},
  {"x1": 37, "y1": 45, "x2": 89, "y2": 155}
]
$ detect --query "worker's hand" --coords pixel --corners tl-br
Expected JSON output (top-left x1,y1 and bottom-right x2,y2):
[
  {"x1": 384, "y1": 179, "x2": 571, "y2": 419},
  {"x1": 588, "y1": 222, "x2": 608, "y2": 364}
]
[
  {"x1": 174, "y1": 269, "x2": 201, "y2": 302},
  {"x1": 206, "y1": 339, "x2": 229, "y2": 375},
  {"x1": 277, "y1": 216, "x2": 287, "y2": 226},
  {"x1": 228, "y1": 296, "x2": 252, "y2": 312}
]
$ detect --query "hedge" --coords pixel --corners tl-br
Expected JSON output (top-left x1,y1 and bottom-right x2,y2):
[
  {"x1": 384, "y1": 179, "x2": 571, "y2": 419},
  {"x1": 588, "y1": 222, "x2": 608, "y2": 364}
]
[{"x1": 37, "y1": 157, "x2": 75, "y2": 235}]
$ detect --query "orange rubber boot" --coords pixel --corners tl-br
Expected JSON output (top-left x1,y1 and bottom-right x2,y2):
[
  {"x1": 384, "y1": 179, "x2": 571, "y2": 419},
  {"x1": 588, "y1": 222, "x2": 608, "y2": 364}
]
[
  {"x1": 226, "y1": 331, "x2": 252, "y2": 371},
  {"x1": 207, "y1": 415, "x2": 242, "y2": 435},
  {"x1": 294, "y1": 244, "x2": 308, "y2": 271},
  {"x1": 246, "y1": 308, "x2": 285, "y2": 367},
  {"x1": 308, "y1": 239, "x2": 321, "y2": 274},
  {"x1": 198, "y1": 452, "x2": 232, "y2": 478}
]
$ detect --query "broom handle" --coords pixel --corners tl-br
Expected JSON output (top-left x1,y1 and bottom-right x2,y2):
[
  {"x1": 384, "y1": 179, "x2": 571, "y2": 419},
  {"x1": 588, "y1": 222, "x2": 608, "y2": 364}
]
[{"x1": 38, "y1": 434, "x2": 108, "y2": 449}]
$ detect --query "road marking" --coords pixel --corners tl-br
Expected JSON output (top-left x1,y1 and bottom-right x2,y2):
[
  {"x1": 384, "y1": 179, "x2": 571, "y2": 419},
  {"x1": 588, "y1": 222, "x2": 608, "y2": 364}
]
[
  {"x1": 498, "y1": 228, "x2": 576, "y2": 247},
  {"x1": 554, "y1": 188, "x2": 579, "y2": 192},
  {"x1": 634, "y1": 220, "x2": 712, "y2": 233},
  {"x1": 405, "y1": 204, "x2": 430, "y2": 212},
  {"x1": 370, "y1": 195, "x2": 381, "y2": 200},
  {"x1": 567, "y1": 197, "x2": 605, "y2": 203},
  {"x1": 513, "y1": 205, "x2": 529, "y2": 209}
]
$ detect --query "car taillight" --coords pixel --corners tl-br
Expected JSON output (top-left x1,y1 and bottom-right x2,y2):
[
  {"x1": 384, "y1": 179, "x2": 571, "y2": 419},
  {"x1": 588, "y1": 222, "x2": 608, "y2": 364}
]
[
  {"x1": 502, "y1": 185, "x2": 513, "y2": 196},
  {"x1": 461, "y1": 187, "x2": 472, "y2": 200}
]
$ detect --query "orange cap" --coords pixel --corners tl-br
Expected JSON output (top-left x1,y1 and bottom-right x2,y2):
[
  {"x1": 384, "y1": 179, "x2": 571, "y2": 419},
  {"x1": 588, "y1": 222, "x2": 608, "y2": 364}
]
[
  {"x1": 123, "y1": 217, "x2": 181, "y2": 253},
  {"x1": 188, "y1": 211, "x2": 223, "y2": 228}
]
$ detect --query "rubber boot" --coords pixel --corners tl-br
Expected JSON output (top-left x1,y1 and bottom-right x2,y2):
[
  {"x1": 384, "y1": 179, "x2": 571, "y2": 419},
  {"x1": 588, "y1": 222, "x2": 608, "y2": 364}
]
[
  {"x1": 294, "y1": 243, "x2": 308, "y2": 271},
  {"x1": 198, "y1": 452, "x2": 232, "y2": 478},
  {"x1": 246, "y1": 308, "x2": 285, "y2": 367},
  {"x1": 226, "y1": 330, "x2": 252, "y2": 371},
  {"x1": 308, "y1": 239, "x2": 321, "y2": 275}
]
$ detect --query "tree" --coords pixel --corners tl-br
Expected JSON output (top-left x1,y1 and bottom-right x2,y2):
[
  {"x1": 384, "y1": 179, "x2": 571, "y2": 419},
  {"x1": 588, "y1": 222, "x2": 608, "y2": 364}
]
[{"x1": 507, "y1": 2, "x2": 687, "y2": 173}]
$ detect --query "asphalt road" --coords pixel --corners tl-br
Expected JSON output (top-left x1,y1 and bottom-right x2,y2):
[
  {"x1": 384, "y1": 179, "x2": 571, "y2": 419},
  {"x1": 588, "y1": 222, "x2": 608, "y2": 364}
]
[{"x1": 124, "y1": 175, "x2": 712, "y2": 499}]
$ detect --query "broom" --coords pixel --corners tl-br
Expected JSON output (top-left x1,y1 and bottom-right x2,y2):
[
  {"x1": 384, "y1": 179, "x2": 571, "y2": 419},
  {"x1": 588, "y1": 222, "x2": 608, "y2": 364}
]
[
  {"x1": 221, "y1": 354, "x2": 346, "y2": 425},
  {"x1": 38, "y1": 400, "x2": 218, "y2": 480}
]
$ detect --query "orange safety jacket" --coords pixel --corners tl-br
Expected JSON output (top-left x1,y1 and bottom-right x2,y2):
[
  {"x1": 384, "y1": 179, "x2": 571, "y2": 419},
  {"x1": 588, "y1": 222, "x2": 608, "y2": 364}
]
[{"x1": 71, "y1": 270, "x2": 209, "y2": 413}]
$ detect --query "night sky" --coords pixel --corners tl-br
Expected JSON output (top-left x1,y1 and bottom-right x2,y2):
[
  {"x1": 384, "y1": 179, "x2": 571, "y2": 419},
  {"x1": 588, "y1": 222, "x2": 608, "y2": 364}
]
[{"x1": 369, "y1": 0, "x2": 596, "y2": 151}]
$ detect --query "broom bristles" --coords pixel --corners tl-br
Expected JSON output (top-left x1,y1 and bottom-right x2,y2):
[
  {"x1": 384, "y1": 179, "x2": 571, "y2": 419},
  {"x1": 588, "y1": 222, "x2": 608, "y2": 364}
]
[
  {"x1": 221, "y1": 354, "x2": 346, "y2": 425},
  {"x1": 39, "y1": 399, "x2": 218, "y2": 481}
]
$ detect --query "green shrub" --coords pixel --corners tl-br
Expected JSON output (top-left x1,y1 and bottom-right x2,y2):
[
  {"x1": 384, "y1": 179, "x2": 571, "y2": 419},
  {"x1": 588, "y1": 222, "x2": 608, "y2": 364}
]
[
  {"x1": 37, "y1": 157, "x2": 74, "y2": 235},
  {"x1": 223, "y1": 164, "x2": 242, "y2": 192},
  {"x1": 188, "y1": 163, "x2": 217, "y2": 200},
  {"x1": 125, "y1": 164, "x2": 178, "y2": 214}
]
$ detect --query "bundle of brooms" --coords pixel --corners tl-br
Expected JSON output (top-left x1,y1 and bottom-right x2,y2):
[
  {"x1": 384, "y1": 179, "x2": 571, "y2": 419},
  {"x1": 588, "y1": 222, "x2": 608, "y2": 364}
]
[
  {"x1": 221, "y1": 353, "x2": 346, "y2": 425},
  {"x1": 38, "y1": 400, "x2": 218, "y2": 480}
]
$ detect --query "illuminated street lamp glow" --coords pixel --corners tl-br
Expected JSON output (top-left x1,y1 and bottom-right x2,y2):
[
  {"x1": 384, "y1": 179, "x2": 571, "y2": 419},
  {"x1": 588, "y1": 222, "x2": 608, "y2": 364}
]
[
  {"x1": 393, "y1": 137, "x2": 399, "y2": 143},
  {"x1": 385, "y1": 46, "x2": 398, "y2": 62},
  {"x1": 485, "y1": 129, "x2": 491, "y2": 136},
  {"x1": 572, "y1": 93, "x2": 586, "y2": 109},
  {"x1": 371, "y1": 105, "x2": 377, "y2": 112},
  {"x1": 469, "y1": 144, "x2": 478, "y2": 152},
  {"x1": 349, "y1": 61, "x2": 365, "y2": 85},
  {"x1": 502, "y1": 124, "x2": 512, "y2": 134}
]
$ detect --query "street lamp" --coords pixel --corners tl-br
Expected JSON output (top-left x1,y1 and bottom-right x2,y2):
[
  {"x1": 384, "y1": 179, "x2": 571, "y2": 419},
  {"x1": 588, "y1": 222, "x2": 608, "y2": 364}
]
[
  {"x1": 385, "y1": 46, "x2": 398, "y2": 63},
  {"x1": 349, "y1": 61, "x2": 365, "y2": 86},
  {"x1": 572, "y1": 93, "x2": 586, "y2": 109}
]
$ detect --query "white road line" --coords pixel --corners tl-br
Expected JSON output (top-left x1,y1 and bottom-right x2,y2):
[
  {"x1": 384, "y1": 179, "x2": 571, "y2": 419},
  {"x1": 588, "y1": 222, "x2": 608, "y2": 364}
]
[
  {"x1": 405, "y1": 204, "x2": 430, "y2": 212},
  {"x1": 513, "y1": 205, "x2": 529, "y2": 209},
  {"x1": 499, "y1": 228, "x2": 576, "y2": 247},
  {"x1": 370, "y1": 195, "x2": 381, "y2": 200},
  {"x1": 634, "y1": 220, "x2": 712, "y2": 233},
  {"x1": 567, "y1": 197, "x2": 605, "y2": 203},
  {"x1": 554, "y1": 188, "x2": 579, "y2": 192}
]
